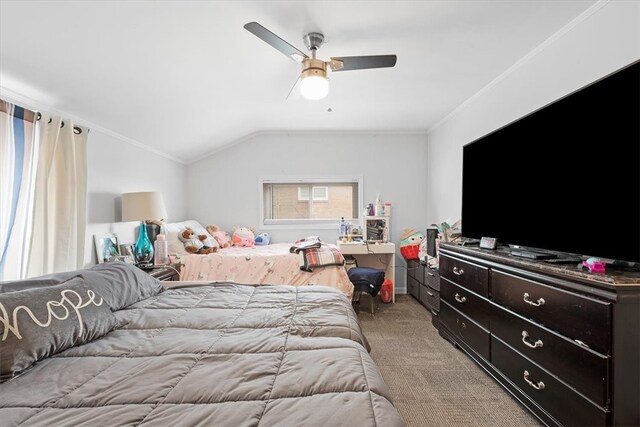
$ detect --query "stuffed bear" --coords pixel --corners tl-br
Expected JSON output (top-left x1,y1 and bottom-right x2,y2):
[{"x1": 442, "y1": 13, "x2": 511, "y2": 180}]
[
  {"x1": 206, "y1": 224, "x2": 231, "y2": 248},
  {"x1": 178, "y1": 227, "x2": 216, "y2": 254},
  {"x1": 232, "y1": 227, "x2": 255, "y2": 247}
]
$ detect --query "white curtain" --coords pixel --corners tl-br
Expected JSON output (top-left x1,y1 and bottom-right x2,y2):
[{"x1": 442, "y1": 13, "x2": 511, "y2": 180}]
[
  {"x1": 0, "y1": 101, "x2": 39, "y2": 281},
  {"x1": 27, "y1": 115, "x2": 88, "y2": 277}
]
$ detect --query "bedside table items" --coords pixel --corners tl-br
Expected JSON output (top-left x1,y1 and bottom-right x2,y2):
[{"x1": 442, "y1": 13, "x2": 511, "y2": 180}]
[
  {"x1": 121, "y1": 191, "x2": 168, "y2": 268},
  {"x1": 94, "y1": 233, "x2": 120, "y2": 264},
  {"x1": 154, "y1": 234, "x2": 169, "y2": 265}
]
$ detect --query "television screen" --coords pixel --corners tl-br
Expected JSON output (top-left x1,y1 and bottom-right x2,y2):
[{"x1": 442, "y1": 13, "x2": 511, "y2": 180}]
[{"x1": 462, "y1": 61, "x2": 640, "y2": 263}]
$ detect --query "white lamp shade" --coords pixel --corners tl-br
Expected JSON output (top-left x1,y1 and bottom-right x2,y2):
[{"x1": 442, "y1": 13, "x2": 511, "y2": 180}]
[
  {"x1": 121, "y1": 192, "x2": 168, "y2": 222},
  {"x1": 300, "y1": 75, "x2": 329, "y2": 100}
]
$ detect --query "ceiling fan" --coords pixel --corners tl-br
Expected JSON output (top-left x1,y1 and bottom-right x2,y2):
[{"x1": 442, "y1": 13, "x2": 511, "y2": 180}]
[{"x1": 244, "y1": 22, "x2": 397, "y2": 100}]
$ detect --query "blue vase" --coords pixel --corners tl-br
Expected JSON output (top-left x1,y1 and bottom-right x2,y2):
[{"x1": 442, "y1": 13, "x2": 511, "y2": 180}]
[{"x1": 134, "y1": 222, "x2": 154, "y2": 266}]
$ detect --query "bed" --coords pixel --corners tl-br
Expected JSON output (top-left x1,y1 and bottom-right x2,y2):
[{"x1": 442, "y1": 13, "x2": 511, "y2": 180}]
[
  {"x1": 179, "y1": 243, "x2": 354, "y2": 298},
  {"x1": 0, "y1": 263, "x2": 404, "y2": 426}
]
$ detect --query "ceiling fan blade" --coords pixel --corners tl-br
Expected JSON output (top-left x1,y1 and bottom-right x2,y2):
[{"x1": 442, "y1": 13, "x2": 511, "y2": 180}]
[
  {"x1": 329, "y1": 55, "x2": 397, "y2": 72},
  {"x1": 244, "y1": 22, "x2": 309, "y2": 62}
]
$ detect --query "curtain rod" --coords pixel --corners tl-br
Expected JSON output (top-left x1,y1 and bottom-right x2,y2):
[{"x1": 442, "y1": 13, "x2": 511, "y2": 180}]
[{"x1": 36, "y1": 112, "x2": 87, "y2": 135}]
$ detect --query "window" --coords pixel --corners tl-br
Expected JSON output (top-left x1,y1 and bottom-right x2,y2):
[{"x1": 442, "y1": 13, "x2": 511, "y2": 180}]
[
  {"x1": 261, "y1": 177, "x2": 362, "y2": 228},
  {"x1": 297, "y1": 186, "x2": 328, "y2": 201}
]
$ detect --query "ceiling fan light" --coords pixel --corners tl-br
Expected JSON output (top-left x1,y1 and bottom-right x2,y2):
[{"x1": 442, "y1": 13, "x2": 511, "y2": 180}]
[
  {"x1": 300, "y1": 75, "x2": 329, "y2": 100},
  {"x1": 300, "y1": 58, "x2": 329, "y2": 100}
]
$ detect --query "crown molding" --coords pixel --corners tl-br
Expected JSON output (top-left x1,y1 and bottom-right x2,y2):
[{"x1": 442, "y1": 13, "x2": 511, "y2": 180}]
[
  {"x1": 0, "y1": 85, "x2": 186, "y2": 164},
  {"x1": 187, "y1": 129, "x2": 428, "y2": 164},
  {"x1": 427, "y1": 0, "x2": 610, "y2": 134}
]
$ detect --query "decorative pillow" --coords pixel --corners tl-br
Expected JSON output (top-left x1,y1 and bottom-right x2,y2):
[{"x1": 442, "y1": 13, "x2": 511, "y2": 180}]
[
  {"x1": 0, "y1": 277, "x2": 119, "y2": 382},
  {"x1": 162, "y1": 220, "x2": 219, "y2": 255},
  {"x1": 0, "y1": 262, "x2": 163, "y2": 311}
]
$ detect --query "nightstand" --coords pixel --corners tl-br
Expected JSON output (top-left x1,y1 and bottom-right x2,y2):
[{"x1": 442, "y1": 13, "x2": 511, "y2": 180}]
[{"x1": 145, "y1": 264, "x2": 181, "y2": 281}]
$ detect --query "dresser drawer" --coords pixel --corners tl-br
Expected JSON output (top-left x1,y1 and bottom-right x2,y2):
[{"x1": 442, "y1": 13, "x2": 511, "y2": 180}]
[
  {"x1": 491, "y1": 270, "x2": 611, "y2": 354},
  {"x1": 419, "y1": 283, "x2": 440, "y2": 313},
  {"x1": 492, "y1": 336, "x2": 608, "y2": 426},
  {"x1": 425, "y1": 268, "x2": 440, "y2": 291},
  {"x1": 440, "y1": 301, "x2": 490, "y2": 360},
  {"x1": 492, "y1": 303, "x2": 609, "y2": 407},
  {"x1": 441, "y1": 279, "x2": 489, "y2": 329},
  {"x1": 407, "y1": 276, "x2": 420, "y2": 300},
  {"x1": 408, "y1": 260, "x2": 424, "y2": 283},
  {"x1": 440, "y1": 254, "x2": 488, "y2": 297}
]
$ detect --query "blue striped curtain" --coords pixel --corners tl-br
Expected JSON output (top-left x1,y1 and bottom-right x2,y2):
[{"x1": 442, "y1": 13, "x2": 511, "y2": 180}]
[{"x1": 0, "y1": 100, "x2": 38, "y2": 281}]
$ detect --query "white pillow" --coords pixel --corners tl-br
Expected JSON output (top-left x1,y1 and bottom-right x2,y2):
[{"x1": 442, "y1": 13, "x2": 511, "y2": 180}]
[{"x1": 162, "y1": 220, "x2": 218, "y2": 255}]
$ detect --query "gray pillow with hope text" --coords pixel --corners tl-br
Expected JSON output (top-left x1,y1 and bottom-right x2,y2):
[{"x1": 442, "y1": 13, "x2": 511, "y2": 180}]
[{"x1": 0, "y1": 277, "x2": 119, "y2": 382}]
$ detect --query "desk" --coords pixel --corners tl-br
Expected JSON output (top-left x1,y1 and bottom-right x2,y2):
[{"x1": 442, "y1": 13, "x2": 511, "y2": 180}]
[{"x1": 337, "y1": 241, "x2": 396, "y2": 303}]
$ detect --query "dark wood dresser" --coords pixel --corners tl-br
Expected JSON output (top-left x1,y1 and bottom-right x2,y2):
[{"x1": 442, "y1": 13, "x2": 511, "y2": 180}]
[
  {"x1": 407, "y1": 259, "x2": 440, "y2": 328},
  {"x1": 438, "y1": 243, "x2": 640, "y2": 427}
]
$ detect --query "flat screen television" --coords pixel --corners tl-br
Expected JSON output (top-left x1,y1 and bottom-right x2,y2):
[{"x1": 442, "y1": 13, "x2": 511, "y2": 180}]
[{"x1": 462, "y1": 60, "x2": 640, "y2": 264}]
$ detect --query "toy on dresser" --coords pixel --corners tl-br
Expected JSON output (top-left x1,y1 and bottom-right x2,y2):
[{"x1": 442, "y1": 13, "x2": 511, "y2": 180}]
[{"x1": 400, "y1": 229, "x2": 425, "y2": 260}]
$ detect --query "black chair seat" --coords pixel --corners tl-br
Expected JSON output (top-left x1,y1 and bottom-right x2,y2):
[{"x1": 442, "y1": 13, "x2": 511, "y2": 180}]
[{"x1": 347, "y1": 267, "x2": 385, "y2": 297}]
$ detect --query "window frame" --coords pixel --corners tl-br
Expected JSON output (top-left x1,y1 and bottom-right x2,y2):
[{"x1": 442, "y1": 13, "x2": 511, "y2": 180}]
[{"x1": 259, "y1": 176, "x2": 363, "y2": 230}]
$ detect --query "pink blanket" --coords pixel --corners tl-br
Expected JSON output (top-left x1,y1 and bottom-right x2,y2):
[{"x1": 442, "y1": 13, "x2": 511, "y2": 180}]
[{"x1": 179, "y1": 243, "x2": 353, "y2": 298}]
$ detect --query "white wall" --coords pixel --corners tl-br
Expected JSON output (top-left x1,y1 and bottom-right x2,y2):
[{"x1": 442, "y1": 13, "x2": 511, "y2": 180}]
[
  {"x1": 425, "y1": 1, "x2": 640, "y2": 224},
  {"x1": 84, "y1": 130, "x2": 187, "y2": 267},
  {"x1": 187, "y1": 132, "x2": 429, "y2": 293}
]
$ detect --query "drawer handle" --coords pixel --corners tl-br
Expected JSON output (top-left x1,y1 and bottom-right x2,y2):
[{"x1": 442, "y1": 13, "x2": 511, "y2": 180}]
[
  {"x1": 427, "y1": 291, "x2": 434, "y2": 297},
  {"x1": 523, "y1": 292, "x2": 545, "y2": 307},
  {"x1": 521, "y1": 331, "x2": 544, "y2": 348},
  {"x1": 454, "y1": 293, "x2": 466, "y2": 303},
  {"x1": 427, "y1": 271, "x2": 434, "y2": 277},
  {"x1": 523, "y1": 370, "x2": 545, "y2": 390},
  {"x1": 453, "y1": 267, "x2": 464, "y2": 276},
  {"x1": 456, "y1": 318, "x2": 467, "y2": 329}
]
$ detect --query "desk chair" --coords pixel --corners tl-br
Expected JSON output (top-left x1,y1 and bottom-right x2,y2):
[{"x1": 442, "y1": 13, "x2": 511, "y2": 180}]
[{"x1": 347, "y1": 266, "x2": 385, "y2": 314}]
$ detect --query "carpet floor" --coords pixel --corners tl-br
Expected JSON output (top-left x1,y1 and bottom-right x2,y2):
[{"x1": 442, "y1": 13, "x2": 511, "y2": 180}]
[{"x1": 356, "y1": 295, "x2": 543, "y2": 427}]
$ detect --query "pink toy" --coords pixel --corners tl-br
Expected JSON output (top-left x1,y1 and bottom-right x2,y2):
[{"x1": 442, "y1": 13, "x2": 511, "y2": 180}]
[
  {"x1": 206, "y1": 224, "x2": 231, "y2": 248},
  {"x1": 582, "y1": 258, "x2": 606, "y2": 273},
  {"x1": 232, "y1": 227, "x2": 255, "y2": 247}
]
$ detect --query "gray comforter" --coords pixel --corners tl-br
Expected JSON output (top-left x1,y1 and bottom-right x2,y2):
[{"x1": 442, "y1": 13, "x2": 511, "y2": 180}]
[{"x1": 0, "y1": 283, "x2": 404, "y2": 426}]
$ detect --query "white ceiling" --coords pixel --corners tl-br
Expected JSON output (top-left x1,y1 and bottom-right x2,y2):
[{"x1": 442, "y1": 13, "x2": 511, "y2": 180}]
[{"x1": 0, "y1": 1, "x2": 596, "y2": 163}]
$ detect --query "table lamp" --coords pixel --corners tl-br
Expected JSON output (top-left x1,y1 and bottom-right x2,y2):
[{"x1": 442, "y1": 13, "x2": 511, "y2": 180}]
[{"x1": 121, "y1": 191, "x2": 168, "y2": 268}]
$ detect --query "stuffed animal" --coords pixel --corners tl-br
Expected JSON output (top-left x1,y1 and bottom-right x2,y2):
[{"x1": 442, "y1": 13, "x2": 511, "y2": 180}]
[
  {"x1": 206, "y1": 224, "x2": 231, "y2": 248},
  {"x1": 254, "y1": 232, "x2": 271, "y2": 246},
  {"x1": 400, "y1": 229, "x2": 425, "y2": 260},
  {"x1": 232, "y1": 227, "x2": 255, "y2": 247},
  {"x1": 178, "y1": 227, "x2": 216, "y2": 254}
]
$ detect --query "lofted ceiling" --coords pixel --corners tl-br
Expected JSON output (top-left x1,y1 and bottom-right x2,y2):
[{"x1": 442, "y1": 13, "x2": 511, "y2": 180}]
[{"x1": 0, "y1": 1, "x2": 596, "y2": 163}]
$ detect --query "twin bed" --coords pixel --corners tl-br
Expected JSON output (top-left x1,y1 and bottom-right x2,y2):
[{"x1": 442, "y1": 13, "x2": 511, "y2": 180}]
[
  {"x1": 0, "y1": 262, "x2": 403, "y2": 426},
  {"x1": 178, "y1": 243, "x2": 354, "y2": 298}
]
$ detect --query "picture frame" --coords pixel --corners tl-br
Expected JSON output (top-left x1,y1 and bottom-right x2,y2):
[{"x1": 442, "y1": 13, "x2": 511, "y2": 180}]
[
  {"x1": 118, "y1": 243, "x2": 136, "y2": 264},
  {"x1": 94, "y1": 233, "x2": 121, "y2": 264}
]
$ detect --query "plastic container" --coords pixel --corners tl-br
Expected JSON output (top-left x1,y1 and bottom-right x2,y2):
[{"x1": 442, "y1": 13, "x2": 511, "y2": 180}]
[
  {"x1": 374, "y1": 194, "x2": 383, "y2": 217},
  {"x1": 154, "y1": 234, "x2": 169, "y2": 265},
  {"x1": 339, "y1": 217, "x2": 347, "y2": 235},
  {"x1": 383, "y1": 203, "x2": 391, "y2": 217}
]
